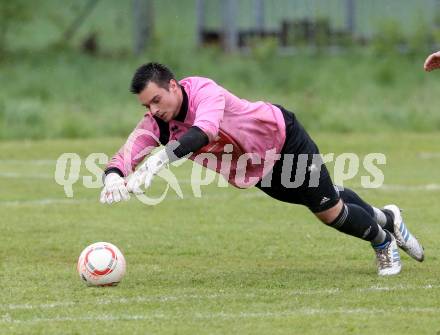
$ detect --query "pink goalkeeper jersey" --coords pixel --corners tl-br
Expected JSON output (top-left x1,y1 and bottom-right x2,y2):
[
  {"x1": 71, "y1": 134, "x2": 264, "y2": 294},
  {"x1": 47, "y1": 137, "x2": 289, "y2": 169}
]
[{"x1": 107, "y1": 76, "x2": 286, "y2": 188}]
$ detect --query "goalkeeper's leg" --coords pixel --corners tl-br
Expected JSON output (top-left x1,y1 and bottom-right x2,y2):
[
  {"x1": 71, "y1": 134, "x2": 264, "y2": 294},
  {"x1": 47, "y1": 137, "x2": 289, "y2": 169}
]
[{"x1": 335, "y1": 186, "x2": 424, "y2": 262}]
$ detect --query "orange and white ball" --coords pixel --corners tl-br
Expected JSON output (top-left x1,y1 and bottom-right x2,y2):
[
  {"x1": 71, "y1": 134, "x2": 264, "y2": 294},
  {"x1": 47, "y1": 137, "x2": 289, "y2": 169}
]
[{"x1": 77, "y1": 242, "x2": 126, "y2": 286}]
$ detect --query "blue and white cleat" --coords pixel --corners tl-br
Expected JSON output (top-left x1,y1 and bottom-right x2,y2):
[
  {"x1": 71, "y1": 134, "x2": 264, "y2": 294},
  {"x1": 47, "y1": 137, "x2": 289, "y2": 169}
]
[
  {"x1": 373, "y1": 235, "x2": 402, "y2": 276},
  {"x1": 384, "y1": 204, "x2": 424, "y2": 262}
]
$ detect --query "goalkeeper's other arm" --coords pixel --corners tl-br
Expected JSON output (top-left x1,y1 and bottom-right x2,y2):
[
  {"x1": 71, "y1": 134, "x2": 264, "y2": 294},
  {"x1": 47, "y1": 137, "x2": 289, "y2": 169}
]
[{"x1": 424, "y1": 51, "x2": 440, "y2": 72}]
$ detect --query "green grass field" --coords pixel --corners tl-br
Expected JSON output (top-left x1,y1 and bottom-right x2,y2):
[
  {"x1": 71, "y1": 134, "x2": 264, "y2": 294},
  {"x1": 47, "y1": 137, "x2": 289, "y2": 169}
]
[
  {"x1": 1, "y1": 133, "x2": 439, "y2": 334},
  {"x1": 2, "y1": 1, "x2": 440, "y2": 333}
]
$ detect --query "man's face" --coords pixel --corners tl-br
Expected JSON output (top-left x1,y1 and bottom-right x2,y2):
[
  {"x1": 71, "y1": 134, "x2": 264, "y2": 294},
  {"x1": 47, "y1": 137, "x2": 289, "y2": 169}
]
[{"x1": 138, "y1": 79, "x2": 181, "y2": 122}]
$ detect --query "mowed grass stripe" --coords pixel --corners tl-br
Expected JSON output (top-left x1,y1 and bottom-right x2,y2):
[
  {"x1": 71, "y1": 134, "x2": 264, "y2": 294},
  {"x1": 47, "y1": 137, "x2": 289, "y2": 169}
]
[
  {"x1": 3, "y1": 306, "x2": 440, "y2": 324},
  {"x1": 2, "y1": 284, "x2": 439, "y2": 312}
]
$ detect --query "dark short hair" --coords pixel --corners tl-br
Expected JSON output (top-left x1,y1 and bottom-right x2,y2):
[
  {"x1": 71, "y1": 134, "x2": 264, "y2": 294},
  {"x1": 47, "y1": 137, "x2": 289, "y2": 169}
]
[{"x1": 130, "y1": 62, "x2": 175, "y2": 94}]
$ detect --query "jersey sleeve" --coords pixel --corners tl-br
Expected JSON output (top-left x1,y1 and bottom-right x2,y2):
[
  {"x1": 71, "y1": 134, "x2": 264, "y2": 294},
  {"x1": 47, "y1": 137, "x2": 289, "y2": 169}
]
[
  {"x1": 192, "y1": 81, "x2": 226, "y2": 142},
  {"x1": 105, "y1": 114, "x2": 161, "y2": 176},
  {"x1": 166, "y1": 126, "x2": 209, "y2": 161}
]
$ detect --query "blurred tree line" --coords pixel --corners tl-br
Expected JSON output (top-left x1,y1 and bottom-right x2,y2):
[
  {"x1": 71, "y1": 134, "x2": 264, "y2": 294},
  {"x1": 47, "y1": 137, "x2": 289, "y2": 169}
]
[
  {"x1": 0, "y1": 1, "x2": 30, "y2": 56},
  {"x1": 1, "y1": 0, "x2": 440, "y2": 58}
]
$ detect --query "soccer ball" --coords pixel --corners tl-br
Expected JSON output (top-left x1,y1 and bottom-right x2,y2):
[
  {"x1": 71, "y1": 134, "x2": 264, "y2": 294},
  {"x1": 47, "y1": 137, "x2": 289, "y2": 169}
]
[{"x1": 77, "y1": 242, "x2": 126, "y2": 286}]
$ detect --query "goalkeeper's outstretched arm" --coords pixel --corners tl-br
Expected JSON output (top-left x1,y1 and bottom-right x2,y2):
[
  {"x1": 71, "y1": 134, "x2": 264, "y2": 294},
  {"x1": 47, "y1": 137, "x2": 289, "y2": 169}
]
[{"x1": 424, "y1": 51, "x2": 440, "y2": 72}]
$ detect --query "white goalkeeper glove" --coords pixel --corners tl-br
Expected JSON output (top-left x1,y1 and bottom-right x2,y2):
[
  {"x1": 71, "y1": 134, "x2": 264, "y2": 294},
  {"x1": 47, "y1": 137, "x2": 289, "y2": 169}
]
[
  {"x1": 126, "y1": 149, "x2": 169, "y2": 193},
  {"x1": 100, "y1": 173, "x2": 130, "y2": 204}
]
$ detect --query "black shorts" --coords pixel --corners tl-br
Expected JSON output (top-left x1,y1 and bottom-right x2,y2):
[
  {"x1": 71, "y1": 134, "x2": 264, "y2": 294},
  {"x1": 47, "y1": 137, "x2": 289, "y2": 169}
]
[{"x1": 255, "y1": 105, "x2": 340, "y2": 213}]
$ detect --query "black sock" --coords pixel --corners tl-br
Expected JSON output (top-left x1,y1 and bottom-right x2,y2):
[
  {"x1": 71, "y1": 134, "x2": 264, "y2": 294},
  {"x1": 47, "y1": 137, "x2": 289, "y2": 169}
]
[
  {"x1": 381, "y1": 209, "x2": 395, "y2": 232},
  {"x1": 329, "y1": 203, "x2": 390, "y2": 245},
  {"x1": 335, "y1": 186, "x2": 375, "y2": 218}
]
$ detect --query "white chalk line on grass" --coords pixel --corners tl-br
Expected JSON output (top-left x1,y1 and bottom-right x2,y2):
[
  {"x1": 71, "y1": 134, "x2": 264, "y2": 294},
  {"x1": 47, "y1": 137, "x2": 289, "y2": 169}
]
[
  {"x1": 0, "y1": 159, "x2": 56, "y2": 165},
  {"x1": 2, "y1": 166, "x2": 440, "y2": 189},
  {"x1": 0, "y1": 172, "x2": 52, "y2": 179},
  {"x1": 2, "y1": 306, "x2": 440, "y2": 324},
  {"x1": 1, "y1": 166, "x2": 440, "y2": 192},
  {"x1": 1, "y1": 284, "x2": 439, "y2": 313},
  {"x1": 0, "y1": 198, "x2": 93, "y2": 206},
  {"x1": 2, "y1": 293, "x2": 241, "y2": 311},
  {"x1": 0, "y1": 192, "x2": 267, "y2": 207},
  {"x1": 2, "y1": 182, "x2": 440, "y2": 207},
  {"x1": 417, "y1": 152, "x2": 440, "y2": 159},
  {"x1": 2, "y1": 166, "x2": 440, "y2": 191},
  {"x1": 378, "y1": 183, "x2": 440, "y2": 191}
]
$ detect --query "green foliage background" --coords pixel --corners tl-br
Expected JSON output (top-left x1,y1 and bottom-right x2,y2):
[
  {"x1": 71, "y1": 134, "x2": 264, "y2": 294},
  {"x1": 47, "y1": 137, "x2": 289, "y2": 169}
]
[{"x1": 1, "y1": 0, "x2": 440, "y2": 139}]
